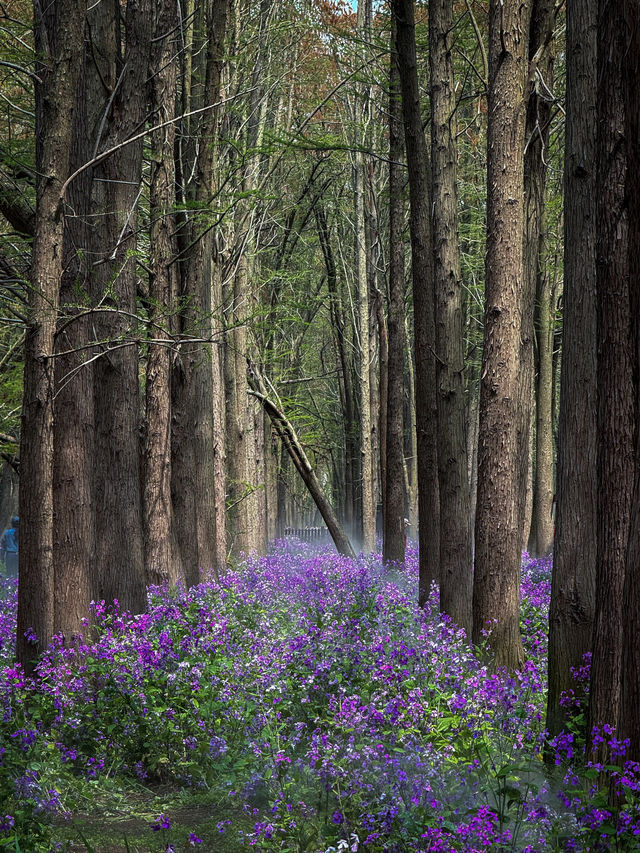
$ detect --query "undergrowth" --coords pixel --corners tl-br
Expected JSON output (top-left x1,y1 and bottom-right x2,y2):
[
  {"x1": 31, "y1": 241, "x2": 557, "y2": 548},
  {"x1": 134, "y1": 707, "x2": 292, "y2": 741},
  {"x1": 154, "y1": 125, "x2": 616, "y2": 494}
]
[{"x1": 1, "y1": 544, "x2": 637, "y2": 851}]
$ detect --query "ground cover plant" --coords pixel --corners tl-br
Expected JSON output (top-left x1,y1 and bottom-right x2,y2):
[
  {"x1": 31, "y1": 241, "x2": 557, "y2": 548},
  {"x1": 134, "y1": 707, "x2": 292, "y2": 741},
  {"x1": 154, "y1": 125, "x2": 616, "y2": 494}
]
[{"x1": 2, "y1": 544, "x2": 640, "y2": 851}]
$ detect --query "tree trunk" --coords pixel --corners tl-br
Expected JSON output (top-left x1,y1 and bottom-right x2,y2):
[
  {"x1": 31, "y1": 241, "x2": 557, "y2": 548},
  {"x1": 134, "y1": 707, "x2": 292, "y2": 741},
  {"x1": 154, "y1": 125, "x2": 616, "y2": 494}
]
[
  {"x1": 316, "y1": 206, "x2": 358, "y2": 541},
  {"x1": 466, "y1": 378, "x2": 480, "y2": 548},
  {"x1": 472, "y1": 0, "x2": 531, "y2": 669},
  {"x1": 523, "y1": 0, "x2": 555, "y2": 558},
  {"x1": 430, "y1": 0, "x2": 472, "y2": 635},
  {"x1": 144, "y1": 0, "x2": 178, "y2": 586},
  {"x1": 392, "y1": 0, "x2": 440, "y2": 603},
  {"x1": 367, "y1": 182, "x2": 383, "y2": 542},
  {"x1": 254, "y1": 397, "x2": 268, "y2": 554},
  {"x1": 90, "y1": 0, "x2": 151, "y2": 612},
  {"x1": 374, "y1": 284, "x2": 387, "y2": 542},
  {"x1": 588, "y1": 0, "x2": 634, "y2": 757},
  {"x1": 383, "y1": 20, "x2": 407, "y2": 565},
  {"x1": 546, "y1": 0, "x2": 597, "y2": 739},
  {"x1": 53, "y1": 45, "x2": 96, "y2": 643},
  {"x1": 529, "y1": 254, "x2": 557, "y2": 558},
  {"x1": 211, "y1": 260, "x2": 228, "y2": 570},
  {"x1": 17, "y1": 0, "x2": 84, "y2": 667},
  {"x1": 265, "y1": 410, "x2": 278, "y2": 543},
  {"x1": 277, "y1": 443, "x2": 289, "y2": 538},
  {"x1": 521, "y1": 386, "x2": 535, "y2": 552},
  {"x1": 619, "y1": 0, "x2": 640, "y2": 762},
  {"x1": 354, "y1": 0, "x2": 375, "y2": 553},
  {"x1": 172, "y1": 0, "x2": 229, "y2": 581},
  {"x1": 0, "y1": 462, "x2": 18, "y2": 533},
  {"x1": 224, "y1": 225, "x2": 255, "y2": 557},
  {"x1": 404, "y1": 315, "x2": 419, "y2": 539}
]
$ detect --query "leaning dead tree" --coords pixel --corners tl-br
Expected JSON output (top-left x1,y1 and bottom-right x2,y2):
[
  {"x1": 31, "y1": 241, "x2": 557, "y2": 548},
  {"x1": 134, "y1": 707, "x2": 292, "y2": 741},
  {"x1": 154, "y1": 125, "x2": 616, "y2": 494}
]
[{"x1": 248, "y1": 367, "x2": 355, "y2": 558}]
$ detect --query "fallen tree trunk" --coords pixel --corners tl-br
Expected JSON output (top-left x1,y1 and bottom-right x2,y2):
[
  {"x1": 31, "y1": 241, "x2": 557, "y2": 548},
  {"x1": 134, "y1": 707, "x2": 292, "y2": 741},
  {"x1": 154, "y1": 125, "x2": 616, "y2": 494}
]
[{"x1": 248, "y1": 369, "x2": 355, "y2": 559}]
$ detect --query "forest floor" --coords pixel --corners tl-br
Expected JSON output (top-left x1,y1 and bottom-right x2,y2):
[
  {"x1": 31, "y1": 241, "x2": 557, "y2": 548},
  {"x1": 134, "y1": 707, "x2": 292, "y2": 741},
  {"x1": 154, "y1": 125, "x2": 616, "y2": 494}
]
[
  {"x1": 1, "y1": 541, "x2": 637, "y2": 852},
  {"x1": 54, "y1": 787, "x2": 252, "y2": 851}
]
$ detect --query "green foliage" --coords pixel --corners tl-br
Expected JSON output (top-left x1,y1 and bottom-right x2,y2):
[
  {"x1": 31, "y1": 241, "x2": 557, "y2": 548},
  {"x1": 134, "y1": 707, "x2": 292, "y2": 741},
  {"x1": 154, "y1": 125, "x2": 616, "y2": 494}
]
[
  {"x1": 0, "y1": 358, "x2": 21, "y2": 438},
  {"x1": 0, "y1": 673, "x2": 71, "y2": 850}
]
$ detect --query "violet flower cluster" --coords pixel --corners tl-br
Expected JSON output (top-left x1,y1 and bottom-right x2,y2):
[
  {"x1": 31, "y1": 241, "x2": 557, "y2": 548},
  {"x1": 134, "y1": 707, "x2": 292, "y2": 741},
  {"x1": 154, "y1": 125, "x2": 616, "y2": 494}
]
[{"x1": 0, "y1": 545, "x2": 637, "y2": 850}]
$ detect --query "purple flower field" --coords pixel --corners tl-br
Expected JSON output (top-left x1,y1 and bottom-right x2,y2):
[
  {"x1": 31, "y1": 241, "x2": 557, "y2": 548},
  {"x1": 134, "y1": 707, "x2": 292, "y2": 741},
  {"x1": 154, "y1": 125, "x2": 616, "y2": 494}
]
[{"x1": 1, "y1": 543, "x2": 639, "y2": 851}]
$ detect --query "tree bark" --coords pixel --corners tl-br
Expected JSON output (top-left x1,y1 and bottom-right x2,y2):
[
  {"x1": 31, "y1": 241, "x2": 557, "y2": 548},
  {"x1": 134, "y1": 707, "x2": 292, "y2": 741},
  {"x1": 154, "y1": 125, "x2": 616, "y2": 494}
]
[
  {"x1": 374, "y1": 283, "x2": 387, "y2": 541},
  {"x1": 17, "y1": 0, "x2": 84, "y2": 667},
  {"x1": 524, "y1": 0, "x2": 556, "y2": 558},
  {"x1": 254, "y1": 396, "x2": 268, "y2": 554},
  {"x1": 588, "y1": 0, "x2": 634, "y2": 757},
  {"x1": 265, "y1": 409, "x2": 278, "y2": 543},
  {"x1": 392, "y1": 0, "x2": 440, "y2": 603},
  {"x1": 529, "y1": 254, "x2": 557, "y2": 558},
  {"x1": 383, "y1": 20, "x2": 407, "y2": 565},
  {"x1": 90, "y1": 0, "x2": 151, "y2": 613},
  {"x1": 224, "y1": 217, "x2": 255, "y2": 557},
  {"x1": 172, "y1": 0, "x2": 229, "y2": 581},
  {"x1": 619, "y1": 0, "x2": 640, "y2": 763},
  {"x1": 316, "y1": 206, "x2": 358, "y2": 541},
  {"x1": 354, "y1": 0, "x2": 375, "y2": 553},
  {"x1": 53, "y1": 38, "x2": 96, "y2": 643},
  {"x1": 211, "y1": 261, "x2": 228, "y2": 570},
  {"x1": 546, "y1": 0, "x2": 597, "y2": 739},
  {"x1": 466, "y1": 377, "x2": 480, "y2": 548},
  {"x1": 144, "y1": 0, "x2": 179, "y2": 587},
  {"x1": 404, "y1": 314, "x2": 419, "y2": 539},
  {"x1": 430, "y1": 0, "x2": 472, "y2": 635},
  {"x1": 620, "y1": 0, "x2": 640, "y2": 761},
  {"x1": 472, "y1": 0, "x2": 531, "y2": 669}
]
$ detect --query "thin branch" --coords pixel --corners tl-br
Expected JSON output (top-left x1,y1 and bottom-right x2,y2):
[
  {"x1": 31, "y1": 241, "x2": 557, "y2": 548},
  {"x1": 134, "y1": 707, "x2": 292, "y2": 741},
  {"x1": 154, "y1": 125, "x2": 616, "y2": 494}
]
[
  {"x1": 91, "y1": 61, "x2": 129, "y2": 162},
  {"x1": 0, "y1": 59, "x2": 39, "y2": 83},
  {"x1": 0, "y1": 331, "x2": 24, "y2": 370},
  {"x1": 60, "y1": 87, "x2": 258, "y2": 200},
  {"x1": 462, "y1": 0, "x2": 488, "y2": 86}
]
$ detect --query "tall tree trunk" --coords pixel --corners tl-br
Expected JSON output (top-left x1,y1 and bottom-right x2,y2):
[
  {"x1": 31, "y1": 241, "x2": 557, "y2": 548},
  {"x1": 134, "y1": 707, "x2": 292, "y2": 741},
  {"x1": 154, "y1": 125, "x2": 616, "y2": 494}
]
[
  {"x1": 472, "y1": 0, "x2": 531, "y2": 669},
  {"x1": 0, "y1": 462, "x2": 18, "y2": 532},
  {"x1": 374, "y1": 284, "x2": 387, "y2": 540},
  {"x1": 430, "y1": 0, "x2": 472, "y2": 635},
  {"x1": 316, "y1": 207, "x2": 358, "y2": 541},
  {"x1": 466, "y1": 381, "x2": 480, "y2": 549},
  {"x1": 224, "y1": 220, "x2": 255, "y2": 557},
  {"x1": 277, "y1": 442, "x2": 289, "y2": 538},
  {"x1": 521, "y1": 386, "x2": 535, "y2": 551},
  {"x1": 90, "y1": 0, "x2": 151, "y2": 612},
  {"x1": 172, "y1": 0, "x2": 229, "y2": 581},
  {"x1": 524, "y1": 0, "x2": 555, "y2": 558},
  {"x1": 254, "y1": 397, "x2": 268, "y2": 554},
  {"x1": 620, "y1": 0, "x2": 640, "y2": 763},
  {"x1": 53, "y1": 45, "x2": 95, "y2": 642},
  {"x1": 17, "y1": 0, "x2": 84, "y2": 667},
  {"x1": 367, "y1": 185, "x2": 383, "y2": 540},
  {"x1": 392, "y1": 0, "x2": 440, "y2": 603},
  {"x1": 546, "y1": 0, "x2": 597, "y2": 738},
  {"x1": 211, "y1": 262, "x2": 228, "y2": 570},
  {"x1": 224, "y1": 0, "x2": 271, "y2": 557},
  {"x1": 587, "y1": 0, "x2": 634, "y2": 756},
  {"x1": 265, "y1": 410, "x2": 278, "y2": 543},
  {"x1": 529, "y1": 250, "x2": 557, "y2": 558},
  {"x1": 404, "y1": 315, "x2": 419, "y2": 539},
  {"x1": 355, "y1": 0, "x2": 375, "y2": 553},
  {"x1": 144, "y1": 0, "x2": 178, "y2": 586},
  {"x1": 383, "y1": 20, "x2": 407, "y2": 565}
]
